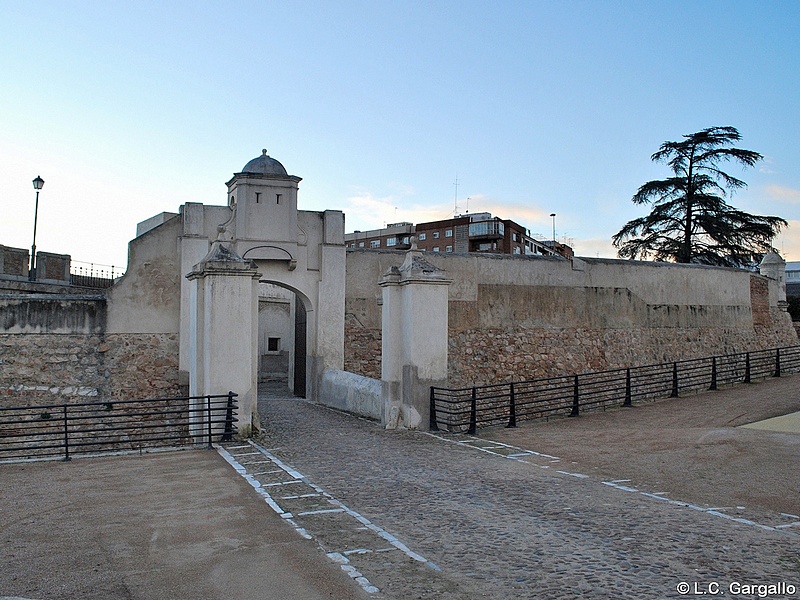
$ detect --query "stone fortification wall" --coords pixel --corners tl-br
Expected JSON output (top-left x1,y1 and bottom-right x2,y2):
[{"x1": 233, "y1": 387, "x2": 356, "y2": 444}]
[
  {"x1": 344, "y1": 306, "x2": 382, "y2": 379},
  {"x1": 0, "y1": 216, "x2": 185, "y2": 408},
  {"x1": 0, "y1": 295, "x2": 106, "y2": 334},
  {"x1": 344, "y1": 250, "x2": 797, "y2": 388},
  {"x1": 0, "y1": 333, "x2": 180, "y2": 404},
  {"x1": 106, "y1": 214, "x2": 182, "y2": 334}
]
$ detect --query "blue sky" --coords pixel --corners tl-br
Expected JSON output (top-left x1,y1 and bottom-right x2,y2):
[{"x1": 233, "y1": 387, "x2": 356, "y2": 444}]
[{"x1": 1, "y1": 1, "x2": 798, "y2": 269}]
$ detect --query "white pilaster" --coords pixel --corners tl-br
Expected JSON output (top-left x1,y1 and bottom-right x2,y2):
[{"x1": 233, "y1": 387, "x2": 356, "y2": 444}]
[
  {"x1": 380, "y1": 244, "x2": 451, "y2": 430},
  {"x1": 187, "y1": 241, "x2": 261, "y2": 438}
]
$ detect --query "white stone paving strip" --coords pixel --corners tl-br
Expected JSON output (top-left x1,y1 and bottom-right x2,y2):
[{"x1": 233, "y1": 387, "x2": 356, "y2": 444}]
[
  {"x1": 602, "y1": 481, "x2": 640, "y2": 493},
  {"x1": 216, "y1": 441, "x2": 441, "y2": 595},
  {"x1": 555, "y1": 470, "x2": 590, "y2": 479},
  {"x1": 425, "y1": 432, "x2": 799, "y2": 537}
]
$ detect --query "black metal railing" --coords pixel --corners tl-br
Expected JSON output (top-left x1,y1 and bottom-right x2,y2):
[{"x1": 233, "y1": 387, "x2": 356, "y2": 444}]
[
  {"x1": 69, "y1": 261, "x2": 123, "y2": 289},
  {"x1": 0, "y1": 392, "x2": 237, "y2": 461},
  {"x1": 430, "y1": 345, "x2": 800, "y2": 433}
]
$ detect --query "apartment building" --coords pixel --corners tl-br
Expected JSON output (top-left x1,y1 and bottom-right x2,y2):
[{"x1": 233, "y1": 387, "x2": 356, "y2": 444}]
[
  {"x1": 345, "y1": 213, "x2": 571, "y2": 258},
  {"x1": 345, "y1": 222, "x2": 414, "y2": 251}
]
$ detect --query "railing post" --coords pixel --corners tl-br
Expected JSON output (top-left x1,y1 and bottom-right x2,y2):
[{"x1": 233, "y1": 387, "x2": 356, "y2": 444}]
[
  {"x1": 623, "y1": 368, "x2": 632, "y2": 407},
  {"x1": 670, "y1": 363, "x2": 679, "y2": 398},
  {"x1": 774, "y1": 348, "x2": 782, "y2": 378},
  {"x1": 467, "y1": 387, "x2": 477, "y2": 435},
  {"x1": 507, "y1": 382, "x2": 517, "y2": 428},
  {"x1": 63, "y1": 404, "x2": 71, "y2": 462},
  {"x1": 709, "y1": 357, "x2": 718, "y2": 391},
  {"x1": 570, "y1": 375, "x2": 580, "y2": 417},
  {"x1": 745, "y1": 353, "x2": 751, "y2": 383},
  {"x1": 222, "y1": 391, "x2": 235, "y2": 442},
  {"x1": 429, "y1": 387, "x2": 440, "y2": 432},
  {"x1": 206, "y1": 395, "x2": 213, "y2": 448}
]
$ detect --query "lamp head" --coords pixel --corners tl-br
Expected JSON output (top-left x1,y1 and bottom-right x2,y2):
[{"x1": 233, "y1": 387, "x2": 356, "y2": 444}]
[{"x1": 32, "y1": 176, "x2": 44, "y2": 190}]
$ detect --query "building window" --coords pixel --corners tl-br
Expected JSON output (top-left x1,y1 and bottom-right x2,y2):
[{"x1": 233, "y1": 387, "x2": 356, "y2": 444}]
[
  {"x1": 446, "y1": 246, "x2": 453, "y2": 252},
  {"x1": 359, "y1": 242, "x2": 365, "y2": 248},
  {"x1": 433, "y1": 246, "x2": 440, "y2": 252},
  {"x1": 418, "y1": 233, "x2": 427, "y2": 241},
  {"x1": 267, "y1": 337, "x2": 280, "y2": 352},
  {"x1": 370, "y1": 240, "x2": 380, "y2": 248},
  {"x1": 513, "y1": 246, "x2": 521, "y2": 254},
  {"x1": 433, "y1": 231, "x2": 440, "y2": 239},
  {"x1": 445, "y1": 229, "x2": 453, "y2": 237},
  {"x1": 468, "y1": 221, "x2": 504, "y2": 237},
  {"x1": 386, "y1": 238, "x2": 397, "y2": 247}
]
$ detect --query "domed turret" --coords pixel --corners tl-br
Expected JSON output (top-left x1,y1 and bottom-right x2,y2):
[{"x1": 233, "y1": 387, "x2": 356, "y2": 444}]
[
  {"x1": 241, "y1": 149, "x2": 288, "y2": 177},
  {"x1": 759, "y1": 250, "x2": 787, "y2": 304},
  {"x1": 226, "y1": 148, "x2": 302, "y2": 245}
]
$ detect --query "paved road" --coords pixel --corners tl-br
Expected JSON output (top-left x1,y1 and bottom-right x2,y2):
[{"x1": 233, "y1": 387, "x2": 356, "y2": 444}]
[{"x1": 240, "y1": 382, "x2": 800, "y2": 599}]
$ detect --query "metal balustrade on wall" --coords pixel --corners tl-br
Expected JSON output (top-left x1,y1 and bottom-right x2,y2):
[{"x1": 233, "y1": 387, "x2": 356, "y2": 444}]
[
  {"x1": 430, "y1": 345, "x2": 800, "y2": 433},
  {"x1": 0, "y1": 392, "x2": 237, "y2": 462},
  {"x1": 69, "y1": 260, "x2": 123, "y2": 289}
]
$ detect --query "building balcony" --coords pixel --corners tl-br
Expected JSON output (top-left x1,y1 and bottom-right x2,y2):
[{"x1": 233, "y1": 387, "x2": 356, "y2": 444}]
[{"x1": 468, "y1": 221, "x2": 504, "y2": 239}]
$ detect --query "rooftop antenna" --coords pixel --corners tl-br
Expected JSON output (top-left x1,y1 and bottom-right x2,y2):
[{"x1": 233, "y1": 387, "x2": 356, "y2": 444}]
[
  {"x1": 453, "y1": 175, "x2": 459, "y2": 216},
  {"x1": 466, "y1": 197, "x2": 470, "y2": 214}
]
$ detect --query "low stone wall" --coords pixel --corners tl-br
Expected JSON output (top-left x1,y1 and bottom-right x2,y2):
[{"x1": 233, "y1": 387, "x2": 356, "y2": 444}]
[
  {"x1": 0, "y1": 333, "x2": 180, "y2": 404},
  {"x1": 318, "y1": 368, "x2": 382, "y2": 421}
]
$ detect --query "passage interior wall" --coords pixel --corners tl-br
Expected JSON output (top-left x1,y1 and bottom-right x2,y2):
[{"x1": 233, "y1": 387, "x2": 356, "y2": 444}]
[{"x1": 344, "y1": 250, "x2": 797, "y2": 387}]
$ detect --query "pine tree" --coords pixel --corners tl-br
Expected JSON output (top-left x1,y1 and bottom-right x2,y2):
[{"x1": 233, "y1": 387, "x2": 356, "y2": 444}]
[{"x1": 612, "y1": 126, "x2": 786, "y2": 267}]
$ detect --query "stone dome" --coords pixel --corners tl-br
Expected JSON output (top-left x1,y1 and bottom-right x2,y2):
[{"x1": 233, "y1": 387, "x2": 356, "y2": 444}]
[
  {"x1": 760, "y1": 251, "x2": 785, "y2": 266},
  {"x1": 241, "y1": 149, "x2": 288, "y2": 176}
]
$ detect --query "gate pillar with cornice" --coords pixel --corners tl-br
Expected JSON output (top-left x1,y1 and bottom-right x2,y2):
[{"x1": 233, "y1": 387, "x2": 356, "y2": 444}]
[{"x1": 380, "y1": 243, "x2": 451, "y2": 430}]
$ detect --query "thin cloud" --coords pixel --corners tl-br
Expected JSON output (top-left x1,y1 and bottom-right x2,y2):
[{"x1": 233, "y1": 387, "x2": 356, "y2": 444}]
[
  {"x1": 343, "y1": 191, "x2": 556, "y2": 235},
  {"x1": 463, "y1": 197, "x2": 552, "y2": 228},
  {"x1": 342, "y1": 189, "x2": 450, "y2": 231},
  {"x1": 765, "y1": 184, "x2": 800, "y2": 204},
  {"x1": 759, "y1": 155, "x2": 778, "y2": 175},
  {"x1": 773, "y1": 220, "x2": 800, "y2": 261},
  {"x1": 571, "y1": 237, "x2": 619, "y2": 259}
]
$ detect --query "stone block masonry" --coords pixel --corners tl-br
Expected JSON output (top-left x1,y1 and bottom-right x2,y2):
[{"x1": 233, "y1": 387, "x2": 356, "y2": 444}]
[
  {"x1": 344, "y1": 251, "x2": 798, "y2": 389},
  {"x1": 0, "y1": 333, "x2": 180, "y2": 405},
  {"x1": 446, "y1": 325, "x2": 794, "y2": 389},
  {"x1": 343, "y1": 312, "x2": 381, "y2": 380}
]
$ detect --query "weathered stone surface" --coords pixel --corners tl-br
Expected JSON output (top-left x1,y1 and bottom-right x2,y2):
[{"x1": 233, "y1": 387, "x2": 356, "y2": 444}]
[
  {"x1": 344, "y1": 252, "x2": 798, "y2": 387},
  {"x1": 343, "y1": 313, "x2": 381, "y2": 380},
  {"x1": 0, "y1": 333, "x2": 180, "y2": 405}
]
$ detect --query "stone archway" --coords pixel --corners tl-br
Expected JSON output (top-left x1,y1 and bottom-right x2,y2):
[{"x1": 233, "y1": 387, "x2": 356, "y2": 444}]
[
  {"x1": 255, "y1": 280, "x2": 315, "y2": 398},
  {"x1": 181, "y1": 151, "x2": 345, "y2": 436}
]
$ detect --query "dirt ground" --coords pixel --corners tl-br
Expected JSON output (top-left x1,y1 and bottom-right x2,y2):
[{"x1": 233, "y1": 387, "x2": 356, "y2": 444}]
[
  {"x1": 483, "y1": 373, "x2": 800, "y2": 517},
  {"x1": 0, "y1": 450, "x2": 366, "y2": 600}
]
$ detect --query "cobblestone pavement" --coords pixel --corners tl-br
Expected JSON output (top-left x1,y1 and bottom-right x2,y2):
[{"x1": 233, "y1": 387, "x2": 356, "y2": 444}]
[{"x1": 219, "y1": 384, "x2": 800, "y2": 600}]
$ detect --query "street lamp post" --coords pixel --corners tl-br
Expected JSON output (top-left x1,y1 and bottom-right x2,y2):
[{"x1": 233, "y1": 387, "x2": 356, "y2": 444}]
[
  {"x1": 549, "y1": 213, "x2": 556, "y2": 248},
  {"x1": 29, "y1": 175, "x2": 45, "y2": 281}
]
